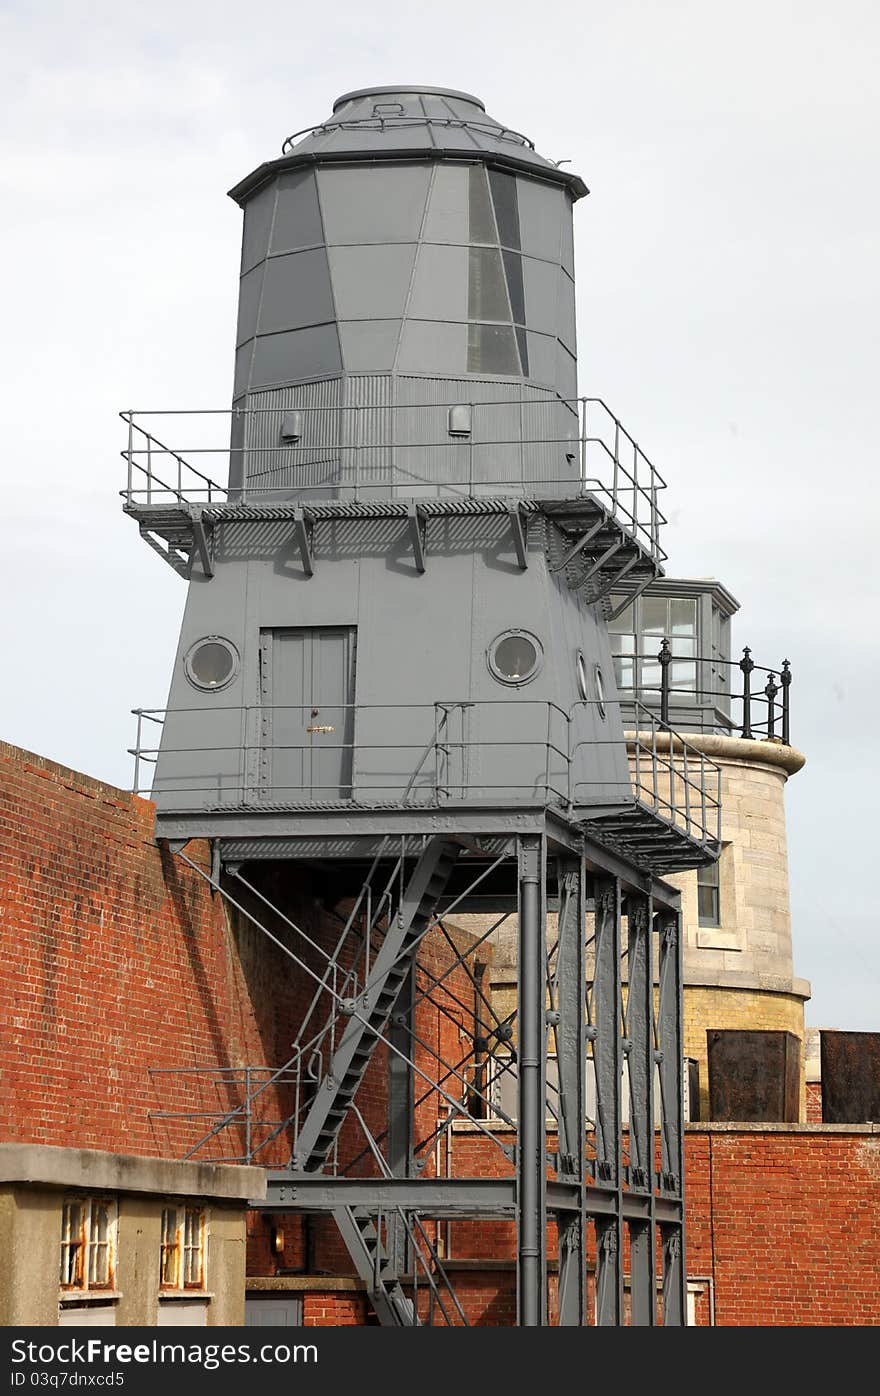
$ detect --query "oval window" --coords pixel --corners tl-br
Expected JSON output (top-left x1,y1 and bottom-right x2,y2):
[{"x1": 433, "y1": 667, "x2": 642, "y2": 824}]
[
  {"x1": 577, "y1": 651, "x2": 590, "y2": 702},
  {"x1": 488, "y1": 630, "x2": 542, "y2": 686},
  {"x1": 595, "y1": 664, "x2": 607, "y2": 719},
  {"x1": 184, "y1": 637, "x2": 239, "y2": 692}
]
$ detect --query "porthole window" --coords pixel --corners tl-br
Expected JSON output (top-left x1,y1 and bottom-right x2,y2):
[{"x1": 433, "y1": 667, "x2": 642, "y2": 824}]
[
  {"x1": 595, "y1": 664, "x2": 607, "y2": 719},
  {"x1": 576, "y1": 651, "x2": 590, "y2": 702},
  {"x1": 487, "y1": 630, "x2": 542, "y2": 686},
  {"x1": 184, "y1": 637, "x2": 239, "y2": 692}
]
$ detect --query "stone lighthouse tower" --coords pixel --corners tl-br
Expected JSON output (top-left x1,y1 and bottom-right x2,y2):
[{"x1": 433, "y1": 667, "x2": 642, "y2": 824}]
[{"x1": 124, "y1": 85, "x2": 722, "y2": 1326}]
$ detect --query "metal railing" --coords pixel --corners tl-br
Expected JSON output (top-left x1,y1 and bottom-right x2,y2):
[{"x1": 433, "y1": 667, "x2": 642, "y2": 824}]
[
  {"x1": 282, "y1": 115, "x2": 537, "y2": 154},
  {"x1": 119, "y1": 397, "x2": 668, "y2": 563},
  {"x1": 619, "y1": 643, "x2": 793, "y2": 745},
  {"x1": 129, "y1": 697, "x2": 720, "y2": 849}
]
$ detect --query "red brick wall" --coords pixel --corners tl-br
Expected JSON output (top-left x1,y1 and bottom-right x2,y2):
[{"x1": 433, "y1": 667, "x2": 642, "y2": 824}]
[
  {"x1": 0, "y1": 740, "x2": 485, "y2": 1282},
  {"x1": 684, "y1": 1125, "x2": 880, "y2": 1325}
]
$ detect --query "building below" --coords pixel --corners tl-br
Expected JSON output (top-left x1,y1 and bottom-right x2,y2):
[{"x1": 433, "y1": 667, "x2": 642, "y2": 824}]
[{"x1": 1, "y1": 738, "x2": 878, "y2": 1326}]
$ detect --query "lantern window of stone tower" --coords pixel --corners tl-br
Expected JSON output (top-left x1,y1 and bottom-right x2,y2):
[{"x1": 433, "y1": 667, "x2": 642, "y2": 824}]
[{"x1": 609, "y1": 578, "x2": 738, "y2": 736}]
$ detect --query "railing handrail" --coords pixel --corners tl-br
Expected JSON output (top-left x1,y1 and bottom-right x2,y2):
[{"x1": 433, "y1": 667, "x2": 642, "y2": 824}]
[
  {"x1": 120, "y1": 398, "x2": 668, "y2": 562},
  {"x1": 128, "y1": 695, "x2": 721, "y2": 850}
]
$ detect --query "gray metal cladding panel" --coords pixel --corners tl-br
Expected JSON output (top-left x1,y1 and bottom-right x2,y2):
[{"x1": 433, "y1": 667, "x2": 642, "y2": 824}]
[
  {"x1": 421, "y1": 163, "x2": 469, "y2": 243},
  {"x1": 338, "y1": 319, "x2": 401, "y2": 372},
  {"x1": 236, "y1": 263, "x2": 264, "y2": 347},
  {"x1": 241, "y1": 182, "x2": 275, "y2": 273},
  {"x1": 517, "y1": 178, "x2": 565, "y2": 263},
  {"x1": 555, "y1": 341, "x2": 578, "y2": 402},
  {"x1": 557, "y1": 268, "x2": 577, "y2": 355},
  {"x1": 258, "y1": 248, "x2": 335, "y2": 335},
  {"x1": 396, "y1": 319, "x2": 467, "y2": 374},
  {"x1": 317, "y1": 164, "x2": 431, "y2": 244},
  {"x1": 249, "y1": 324, "x2": 342, "y2": 390},
  {"x1": 407, "y1": 243, "x2": 468, "y2": 321},
  {"x1": 522, "y1": 255, "x2": 561, "y2": 336},
  {"x1": 240, "y1": 377, "x2": 343, "y2": 499},
  {"x1": 234, "y1": 342, "x2": 254, "y2": 399},
  {"x1": 327, "y1": 243, "x2": 416, "y2": 319},
  {"x1": 560, "y1": 197, "x2": 575, "y2": 277},
  {"x1": 270, "y1": 168, "x2": 324, "y2": 253},
  {"x1": 525, "y1": 330, "x2": 557, "y2": 388}
]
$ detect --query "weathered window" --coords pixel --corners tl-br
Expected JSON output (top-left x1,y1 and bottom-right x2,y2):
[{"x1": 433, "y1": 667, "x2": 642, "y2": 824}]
[
  {"x1": 697, "y1": 859, "x2": 721, "y2": 928},
  {"x1": 59, "y1": 1198, "x2": 116, "y2": 1292},
  {"x1": 160, "y1": 1205, "x2": 207, "y2": 1291}
]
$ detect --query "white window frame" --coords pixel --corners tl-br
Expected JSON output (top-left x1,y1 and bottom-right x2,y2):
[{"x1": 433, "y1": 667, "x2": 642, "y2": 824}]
[
  {"x1": 160, "y1": 1204, "x2": 208, "y2": 1293},
  {"x1": 59, "y1": 1196, "x2": 117, "y2": 1295}
]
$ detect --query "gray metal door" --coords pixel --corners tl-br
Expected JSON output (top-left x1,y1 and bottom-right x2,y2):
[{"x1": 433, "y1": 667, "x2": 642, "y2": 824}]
[
  {"x1": 261, "y1": 627, "x2": 356, "y2": 801},
  {"x1": 245, "y1": 1295, "x2": 304, "y2": 1326}
]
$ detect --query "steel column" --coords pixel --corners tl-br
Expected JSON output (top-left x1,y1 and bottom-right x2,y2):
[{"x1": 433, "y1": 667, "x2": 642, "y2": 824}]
[
  {"x1": 555, "y1": 856, "x2": 587, "y2": 1326},
  {"x1": 517, "y1": 833, "x2": 547, "y2": 1327},
  {"x1": 592, "y1": 876, "x2": 622, "y2": 1326},
  {"x1": 656, "y1": 907, "x2": 686, "y2": 1325},
  {"x1": 626, "y1": 893, "x2": 656, "y2": 1324},
  {"x1": 387, "y1": 965, "x2": 415, "y2": 1275}
]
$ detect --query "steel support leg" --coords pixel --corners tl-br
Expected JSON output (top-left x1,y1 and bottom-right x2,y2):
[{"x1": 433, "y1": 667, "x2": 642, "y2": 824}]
[
  {"x1": 517, "y1": 834, "x2": 547, "y2": 1326},
  {"x1": 555, "y1": 855, "x2": 587, "y2": 1326},
  {"x1": 627, "y1": 893, "x2": 656, "y2": 1325},
  {"x1": 656, "y1": 907, "x2": 686, "y2": 1325},
  {"x1": 593, "y1": 876, "x2": 622, "y2": 1326},
  {"x1": 387, "y1": 966, "x2": 415, "y2": 1276}
]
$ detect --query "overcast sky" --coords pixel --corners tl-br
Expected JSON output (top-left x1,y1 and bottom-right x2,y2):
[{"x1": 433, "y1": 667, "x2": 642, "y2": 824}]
[{"x1": 2, "y1": 0, "x2": 877, "y2": 1029}]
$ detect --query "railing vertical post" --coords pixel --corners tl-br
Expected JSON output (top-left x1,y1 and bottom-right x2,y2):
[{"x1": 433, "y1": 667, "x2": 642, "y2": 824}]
[
  {"x1": 650, "y1": 482, "x2": 659, "y2": 562},
  {"x1": 659, "y1": 639, "x2": 672, "y2": 727},
  {"x1": 146, "y1": 434, "x2": 152, "y2": 505},
  {"x1": 740, "y1": 647, "x2": 754, "y2": 740},
  {"x1": 780, "y1": 660, "x2": 791, "y2": 745},
  {"x1": 354, "y1": 404, "x2": 360, "y2": 503},
  {"x1": 126, "y1": 414, "x2": 133, "y2": 503},
  {"x1": 177, "y1": 451, "x2": 182, "y2": 502},
  {"x1": 580, "y1": 398, "x2": 587, "y2": 491},
  {"x1": 612, "y1": 418, "x2": 620, "y2": 512},
  {"x1": 244, "y1": 1066, "x2": 252, "y2": 1162},
  {"x1": 682, "y1": 741, "x2": 691, "y2": 837},
  {"x1": 132, "y1": 710, "x2": 142, "y2": 794},
  {"x1": 765, "y1": 672, "x2": 778, "y2": 739},
  {"x1": 632, "y1": 441, "x2": 639, "y2": 541},
  {"x1": 544, "y1": 702, "x2": 552, "y2": 802}
]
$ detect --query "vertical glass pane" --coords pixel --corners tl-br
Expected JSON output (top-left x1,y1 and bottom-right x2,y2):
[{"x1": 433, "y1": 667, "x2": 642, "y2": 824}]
[
  {"x1": 613, "y1": 633, "x2": 636, "y2": 656},
  {"x1": 468, "y1": 246, "x2": 511, "y2": 320},
  {"x1": 670, "y1": 597, "x2": 697, "y2": 635},
  {"x1": 467, "y1": 323, "x2": 521, "y2": 375},
  {"x1": 697, "y1": 884, "x2": 720, "y2": 926},
  {"x1": 468, "y1": 165, "x2": 497, "y2": 243},
  {"x1": 489, "y1": 169, "x2": 521, "y2": 249},
  {"x1": 160, "y1": 1208, "x2": 178, "y2": 1288},
  {"x1": 641, "y1": 596, "x2": 667, "y2": 635},
  {"x1": 88, "y1": 1203, "x2": 111, "y2": 1286},
  {"x1": 671, "y1": 660, "x2": 697, "y2": 692},
  {"x1": 641, "y1": 660, "x2": 661, "y2": 692},
  {"x1": 502, "y1": 248, "x2": 526, "y2": 324},
  {"x1": 614, "y1": 657, "x2": 634, "y2": 690}
]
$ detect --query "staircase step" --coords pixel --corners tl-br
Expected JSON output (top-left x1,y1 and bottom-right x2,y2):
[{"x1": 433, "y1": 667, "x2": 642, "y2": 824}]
[{"x1": 292, "y1": 839, "x2": 460, "y2": 1172}]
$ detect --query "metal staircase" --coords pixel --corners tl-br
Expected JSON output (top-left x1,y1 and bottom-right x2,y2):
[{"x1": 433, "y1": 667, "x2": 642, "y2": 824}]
[
  {"x1": 291, "y1": 838, "x2": 461, "y2": 1173},
  {"x1": 333, "y1": 1207, "x2": 418, "y2": 1326}
]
